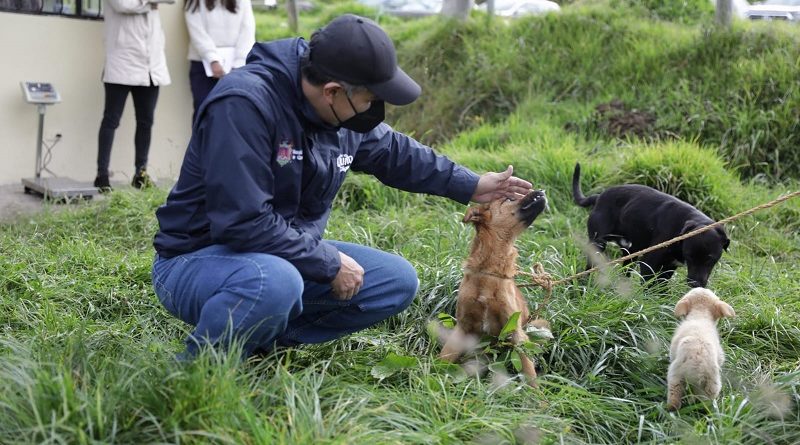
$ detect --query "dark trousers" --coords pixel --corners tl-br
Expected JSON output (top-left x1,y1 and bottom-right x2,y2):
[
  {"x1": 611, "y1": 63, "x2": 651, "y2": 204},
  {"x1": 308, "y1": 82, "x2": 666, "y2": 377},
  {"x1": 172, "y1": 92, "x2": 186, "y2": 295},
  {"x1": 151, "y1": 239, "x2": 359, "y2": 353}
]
[
  {"x1": 189, "y1": 61, "x2": 219, "y2": 124},
  {"x1": 97, "y1": 82, "x2": 159, "y2": 177}
]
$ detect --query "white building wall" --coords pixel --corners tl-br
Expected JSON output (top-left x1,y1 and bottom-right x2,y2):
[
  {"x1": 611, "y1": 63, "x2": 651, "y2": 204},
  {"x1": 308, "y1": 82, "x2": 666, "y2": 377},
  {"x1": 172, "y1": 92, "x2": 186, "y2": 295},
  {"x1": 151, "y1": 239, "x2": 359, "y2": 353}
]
[{"x1": 0, "y1": 7, "x2": 192, "y2": 186}]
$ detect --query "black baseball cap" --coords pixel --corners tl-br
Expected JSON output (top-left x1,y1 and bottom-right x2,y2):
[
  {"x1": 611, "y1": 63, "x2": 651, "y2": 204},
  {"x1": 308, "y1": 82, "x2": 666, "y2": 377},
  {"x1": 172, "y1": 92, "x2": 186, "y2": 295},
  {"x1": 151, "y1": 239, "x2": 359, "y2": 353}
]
[{"x1": 309, "y1": 14, "x2": 421, "y2": 106}]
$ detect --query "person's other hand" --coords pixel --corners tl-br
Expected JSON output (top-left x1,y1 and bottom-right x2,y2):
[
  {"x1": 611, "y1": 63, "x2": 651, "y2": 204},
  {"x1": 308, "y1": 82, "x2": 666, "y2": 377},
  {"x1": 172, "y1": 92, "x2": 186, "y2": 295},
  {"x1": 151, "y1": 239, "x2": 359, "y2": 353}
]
[
  {"x1": 471, "y1": 165, "x2": 533, "y2": 203},
  {"x1": 211, "y1": 61, "x2": 225, "y2": 79},
  {"x1": 331, "y1": 251, "x2": 364, "y2": 300}
]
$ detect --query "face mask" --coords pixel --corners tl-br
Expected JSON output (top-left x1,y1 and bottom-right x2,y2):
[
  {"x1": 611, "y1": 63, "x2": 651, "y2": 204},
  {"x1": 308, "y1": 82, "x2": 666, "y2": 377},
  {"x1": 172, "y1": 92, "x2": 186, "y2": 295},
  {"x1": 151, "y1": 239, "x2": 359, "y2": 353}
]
[{"x1": 330, "y1": 93, "x2": 385, "y2": 133}]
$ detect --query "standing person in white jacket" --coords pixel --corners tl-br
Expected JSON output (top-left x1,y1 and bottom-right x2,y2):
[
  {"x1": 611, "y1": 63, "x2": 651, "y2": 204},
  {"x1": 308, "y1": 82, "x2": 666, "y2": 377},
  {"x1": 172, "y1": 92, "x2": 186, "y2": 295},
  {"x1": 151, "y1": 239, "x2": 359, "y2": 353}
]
[
  {"x1": 96, "y1": 0, "x2": 172, "y2": 191},
  {"x1": 185, "y1": 0, "x2": 255, "y2": 121}
]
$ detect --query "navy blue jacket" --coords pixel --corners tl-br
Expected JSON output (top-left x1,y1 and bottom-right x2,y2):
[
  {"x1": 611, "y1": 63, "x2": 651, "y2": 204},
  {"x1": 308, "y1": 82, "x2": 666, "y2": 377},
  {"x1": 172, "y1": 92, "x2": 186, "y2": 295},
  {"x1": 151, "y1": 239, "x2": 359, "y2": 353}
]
[{"x1": 153, "y1": 38, "x2": 480, "y2": 282}]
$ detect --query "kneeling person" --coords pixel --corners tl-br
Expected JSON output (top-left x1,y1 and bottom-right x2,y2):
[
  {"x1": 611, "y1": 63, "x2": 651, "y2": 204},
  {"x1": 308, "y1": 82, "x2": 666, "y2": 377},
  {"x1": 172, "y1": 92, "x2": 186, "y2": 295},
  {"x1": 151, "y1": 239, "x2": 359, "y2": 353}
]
[{"x1": 151, "y1": 14, "x2": 532, "y2": 358}]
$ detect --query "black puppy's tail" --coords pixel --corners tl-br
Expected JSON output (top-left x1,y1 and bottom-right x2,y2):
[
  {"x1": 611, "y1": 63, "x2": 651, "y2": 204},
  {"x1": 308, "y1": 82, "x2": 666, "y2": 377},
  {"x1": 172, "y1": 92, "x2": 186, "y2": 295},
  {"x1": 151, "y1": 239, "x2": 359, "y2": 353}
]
[{"x1": 572, "y1": 162, "x2": 598, "y2": 208}]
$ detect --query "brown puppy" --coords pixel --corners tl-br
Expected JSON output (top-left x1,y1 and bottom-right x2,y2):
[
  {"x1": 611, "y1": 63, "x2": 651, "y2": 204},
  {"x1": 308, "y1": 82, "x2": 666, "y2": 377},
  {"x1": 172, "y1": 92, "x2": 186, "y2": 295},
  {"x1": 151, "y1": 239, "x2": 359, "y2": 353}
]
[{"x1": 439, "y1": 189, "x2": 547, "y2": 385}]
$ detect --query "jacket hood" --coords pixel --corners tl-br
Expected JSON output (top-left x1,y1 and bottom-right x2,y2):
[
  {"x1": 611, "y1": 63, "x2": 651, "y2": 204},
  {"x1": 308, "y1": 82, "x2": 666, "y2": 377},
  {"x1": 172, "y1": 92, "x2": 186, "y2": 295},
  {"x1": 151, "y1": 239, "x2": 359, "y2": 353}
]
[{"x1": 245, "y1": 38, "x2": 333, "y2": 131}]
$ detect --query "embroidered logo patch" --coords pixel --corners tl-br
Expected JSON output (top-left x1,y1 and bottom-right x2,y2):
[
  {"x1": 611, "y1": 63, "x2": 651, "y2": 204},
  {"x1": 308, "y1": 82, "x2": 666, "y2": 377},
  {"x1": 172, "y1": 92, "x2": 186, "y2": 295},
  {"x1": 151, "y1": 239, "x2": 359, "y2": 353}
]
[
  {"x1": 276, "y1": 139, "x2": 293, "y2": 166},
  {"x1": 336, "y1": 154, "x2": 353, "y2": 173}
]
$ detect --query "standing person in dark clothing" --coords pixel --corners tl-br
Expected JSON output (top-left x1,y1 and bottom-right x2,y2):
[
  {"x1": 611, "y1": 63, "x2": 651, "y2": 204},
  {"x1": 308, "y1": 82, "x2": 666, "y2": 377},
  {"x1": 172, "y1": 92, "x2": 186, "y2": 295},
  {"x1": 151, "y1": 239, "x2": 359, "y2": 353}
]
[{"x1": 152, "y1": 14, "x2": 532, "y2": 359}]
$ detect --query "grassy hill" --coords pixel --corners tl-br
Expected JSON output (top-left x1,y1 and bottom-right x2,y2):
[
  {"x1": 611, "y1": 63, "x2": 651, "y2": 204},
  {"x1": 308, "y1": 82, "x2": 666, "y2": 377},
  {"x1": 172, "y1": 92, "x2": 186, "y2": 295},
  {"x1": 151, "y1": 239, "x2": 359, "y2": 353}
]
[{"x1": 1, "y1": 2, "x2": 799, "y2": 443}]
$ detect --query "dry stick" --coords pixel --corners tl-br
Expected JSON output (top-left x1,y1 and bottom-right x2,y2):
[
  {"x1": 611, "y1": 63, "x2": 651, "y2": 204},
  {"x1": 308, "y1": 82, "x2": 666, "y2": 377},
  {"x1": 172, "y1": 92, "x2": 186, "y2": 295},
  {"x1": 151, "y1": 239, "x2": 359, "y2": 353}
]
[{"x1": 518, "y1": 190, "x2": 800, "y2": 321}]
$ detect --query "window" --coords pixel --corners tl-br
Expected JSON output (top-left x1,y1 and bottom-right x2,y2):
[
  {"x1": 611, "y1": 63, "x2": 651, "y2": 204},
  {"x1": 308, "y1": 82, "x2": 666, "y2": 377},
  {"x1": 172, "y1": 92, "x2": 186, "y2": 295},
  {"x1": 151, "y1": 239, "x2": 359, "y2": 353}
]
[
  {"x1": 0, "y1": 0, "x2": 103, "y2": 18},
  {"x1": 82, "y1": 0, "x2": 100, "y2": 16}
]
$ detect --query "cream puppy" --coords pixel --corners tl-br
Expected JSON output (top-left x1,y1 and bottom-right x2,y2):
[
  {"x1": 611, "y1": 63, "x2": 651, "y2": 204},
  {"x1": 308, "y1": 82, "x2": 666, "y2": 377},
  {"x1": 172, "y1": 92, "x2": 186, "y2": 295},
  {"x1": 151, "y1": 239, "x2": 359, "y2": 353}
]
[{"x1": 667, "y1": 287, "x2": 735, "y2": 410}]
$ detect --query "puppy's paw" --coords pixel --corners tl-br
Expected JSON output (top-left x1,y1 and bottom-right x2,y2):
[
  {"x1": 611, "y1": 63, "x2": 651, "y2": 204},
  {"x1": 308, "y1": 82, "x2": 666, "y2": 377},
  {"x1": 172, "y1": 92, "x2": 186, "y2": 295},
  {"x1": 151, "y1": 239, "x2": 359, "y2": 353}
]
[
  {"x1": 666, "y1": 402, "x2": 681, "y2": 412},
  {"x1": 529, "y1": 318, "x2": 551, "y2": 330},
  {"x1": 525, "y1": 318, "x2": 553, "y2": 340}
]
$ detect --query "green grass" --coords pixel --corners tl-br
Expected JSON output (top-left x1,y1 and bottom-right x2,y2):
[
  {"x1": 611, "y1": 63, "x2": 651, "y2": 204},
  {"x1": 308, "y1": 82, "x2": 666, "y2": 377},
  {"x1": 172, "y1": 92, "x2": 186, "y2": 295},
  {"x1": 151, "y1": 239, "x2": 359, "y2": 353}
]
[
  {"x1": 254, "y1": 4, "x2": 800, "y2": 181},
  {"x1": 2, "y1": 129, "x2": 798, "y2": 444},
  {"x1": 387, "y1": 6, "x2": 800, "y2": 181},
  {"x1": 2, "y1": 2, "x2": 800, "y2": 444}
]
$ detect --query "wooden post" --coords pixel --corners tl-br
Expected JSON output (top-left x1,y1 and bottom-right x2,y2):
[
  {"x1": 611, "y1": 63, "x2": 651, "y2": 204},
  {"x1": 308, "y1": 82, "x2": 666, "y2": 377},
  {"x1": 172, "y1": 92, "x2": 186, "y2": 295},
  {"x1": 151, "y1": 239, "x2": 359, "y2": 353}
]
[
  {"x1": 287, "y1": 0, "x2": 298, "y2": 33},
  {"x1": 716, "y1": 0, "x2": 732, "y2": 28}
]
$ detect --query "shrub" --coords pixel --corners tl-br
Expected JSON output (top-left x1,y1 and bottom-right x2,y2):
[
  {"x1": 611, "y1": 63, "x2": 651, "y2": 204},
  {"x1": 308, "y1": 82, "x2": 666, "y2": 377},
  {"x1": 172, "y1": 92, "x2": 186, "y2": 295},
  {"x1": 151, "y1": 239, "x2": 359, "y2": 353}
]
[
  {"x1": 391, "y1": 9, "x2": 800, "y2": 181},
  {"x1": 617, "y1": 0, "x2": 714, "y2": 24},
  {"x1": 611, "y1": 143, "x2": 739, "y2": 219}
]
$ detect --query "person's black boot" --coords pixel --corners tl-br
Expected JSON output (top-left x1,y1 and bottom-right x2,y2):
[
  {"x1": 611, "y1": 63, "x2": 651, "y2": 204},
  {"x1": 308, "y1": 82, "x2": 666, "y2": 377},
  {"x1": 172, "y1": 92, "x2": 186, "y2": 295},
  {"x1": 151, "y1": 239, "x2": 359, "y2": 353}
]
[
  {"x1": 93, "y1": 175, "x2": 112, "y2": 193},
  {"x1": 131, "y1": 168, "x2": 154, "y2": 189}
]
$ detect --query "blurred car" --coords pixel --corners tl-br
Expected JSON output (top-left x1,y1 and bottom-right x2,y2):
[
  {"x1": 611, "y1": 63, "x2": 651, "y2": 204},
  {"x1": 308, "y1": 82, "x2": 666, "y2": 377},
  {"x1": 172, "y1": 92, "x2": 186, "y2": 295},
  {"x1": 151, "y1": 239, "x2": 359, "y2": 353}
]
[
  {"x1": 254, "y1": 0, "x2": 277, "y2": 9},
  {"x1": 382, "y1": 0, "x2": 441, "y2": 16},
  {"x1": 746, "y1": 0, "x2": 800, "y2": 21},
  {"x1": 254, "y1": 0, "x2": 315, "y2": 10},
  {"x1": 476, "y1": 0, "x2": 560, "y2": 18},
  {"x1": 358, "y1": 0, "x2": 441, "y2": 17}
]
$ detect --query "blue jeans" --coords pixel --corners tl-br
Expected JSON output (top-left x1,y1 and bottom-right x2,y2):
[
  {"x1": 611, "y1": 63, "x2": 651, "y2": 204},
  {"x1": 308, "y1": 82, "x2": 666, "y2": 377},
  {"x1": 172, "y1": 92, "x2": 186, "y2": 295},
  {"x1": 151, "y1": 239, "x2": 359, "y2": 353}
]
[{"x1": 151, "y1": 241, "x2": 418, "y2": 357}]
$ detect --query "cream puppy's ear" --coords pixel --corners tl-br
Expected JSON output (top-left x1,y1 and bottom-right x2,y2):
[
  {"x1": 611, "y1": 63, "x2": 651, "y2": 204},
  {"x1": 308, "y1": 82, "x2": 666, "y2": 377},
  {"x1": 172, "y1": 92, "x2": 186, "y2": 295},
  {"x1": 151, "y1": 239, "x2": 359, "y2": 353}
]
[
  {"x1": 674, "y1": 297, "x2": 691, "y2": 318},
  {"x1": 715, "y1": 301, "x2": 735, "y2": 319}
]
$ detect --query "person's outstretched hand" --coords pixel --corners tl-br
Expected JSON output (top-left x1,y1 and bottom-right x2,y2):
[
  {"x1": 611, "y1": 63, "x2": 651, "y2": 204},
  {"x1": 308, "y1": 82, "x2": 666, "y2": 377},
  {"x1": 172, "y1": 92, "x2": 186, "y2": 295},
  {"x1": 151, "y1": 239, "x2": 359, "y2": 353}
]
[
  {"x1": 471, "y1": 165, "x2": 533, "y2": 203},
  {"x1": 331, "y1": 251, "x2": 364, "y2": 300}
]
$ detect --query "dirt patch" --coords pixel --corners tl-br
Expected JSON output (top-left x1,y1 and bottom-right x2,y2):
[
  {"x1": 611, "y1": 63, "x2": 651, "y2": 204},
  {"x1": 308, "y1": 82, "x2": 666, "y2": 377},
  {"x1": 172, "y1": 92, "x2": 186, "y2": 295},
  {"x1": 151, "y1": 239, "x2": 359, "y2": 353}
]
[
  {"x1": 595, "y1": 99, "x2": 657, "y2": 139},
  {"x1": 566, "y1": 99, "x2": 658, "y2": 140}
]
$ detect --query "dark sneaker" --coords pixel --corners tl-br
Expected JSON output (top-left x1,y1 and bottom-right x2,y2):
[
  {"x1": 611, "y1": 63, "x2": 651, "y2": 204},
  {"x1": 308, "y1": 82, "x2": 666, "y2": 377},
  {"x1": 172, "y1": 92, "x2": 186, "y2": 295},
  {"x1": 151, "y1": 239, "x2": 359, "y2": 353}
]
[
  {"x1": 93, "y1": 175, "x2": 112, "y2": 193},
  {"x1": 131, "y1": 168, "x2": 154, "y2": 189}
]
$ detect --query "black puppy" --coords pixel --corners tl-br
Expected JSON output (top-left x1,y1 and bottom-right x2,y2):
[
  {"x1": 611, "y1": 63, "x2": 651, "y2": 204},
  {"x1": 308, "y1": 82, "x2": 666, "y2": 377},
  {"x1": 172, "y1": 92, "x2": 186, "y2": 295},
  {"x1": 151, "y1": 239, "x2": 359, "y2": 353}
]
[{"x1": 572, "y1": 163, "x2": 729, "y2": 287}]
